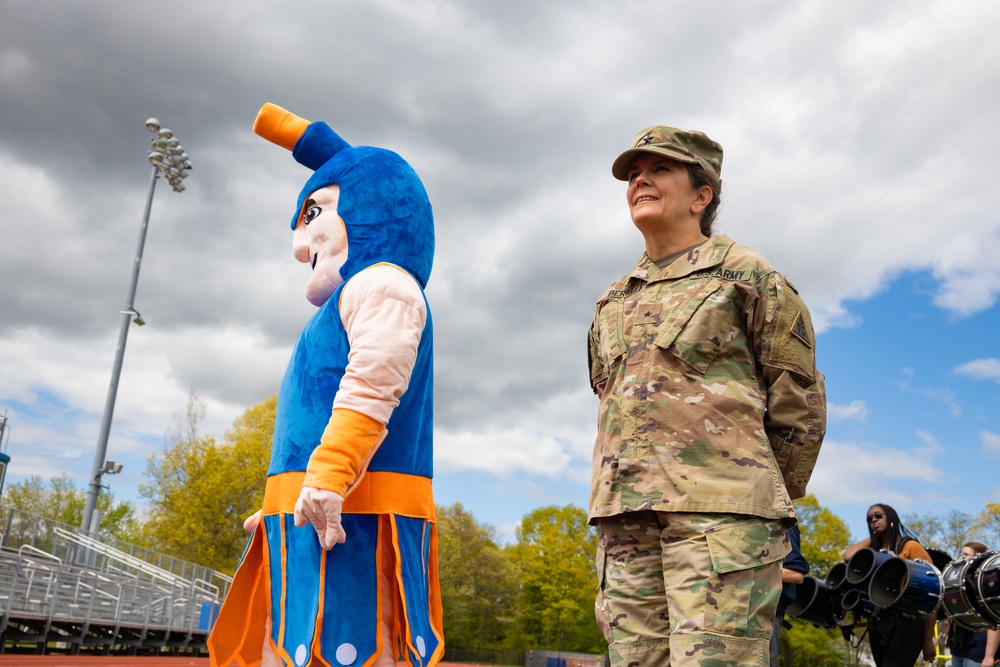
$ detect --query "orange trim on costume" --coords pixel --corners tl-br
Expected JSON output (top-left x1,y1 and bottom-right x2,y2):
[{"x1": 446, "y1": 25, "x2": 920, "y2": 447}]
[
  {"x1": 253, "y1": 103, "x2": 310, "y2": 152},
  {"x1": 427, "y1": 523, "x2": 445, "y2": 664},
  {"x1": 261, "y1": 525, "x2": 281, "y2": 667},
  {"x1": 275, "y1": 516, "x2": 295, "y2": 667},
  {"x1": 263, "y1": 470, "x2": 435, "y2": 519},
  {"x1": 207, "y1": 526, "x2": 268, "y2": 667},
  {"x1": 390, "y1": 514, "x2": 423, "y2": 665},
  {"x1": 359, "y1": 517, "x2": 389, "y2": 667},
  {"x1": 310, "y1": 548, "x2": 329, "y2": 667}
]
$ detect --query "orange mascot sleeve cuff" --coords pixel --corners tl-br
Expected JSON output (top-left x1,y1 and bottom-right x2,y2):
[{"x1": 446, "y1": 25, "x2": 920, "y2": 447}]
[{"x1": 303, "y1": 407, "x2": 387, "y2": 496}]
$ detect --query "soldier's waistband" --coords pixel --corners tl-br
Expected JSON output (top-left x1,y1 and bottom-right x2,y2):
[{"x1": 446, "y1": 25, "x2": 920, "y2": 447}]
[{"x1": 263, "y1": 470, "x2": 435, "y2": 520}]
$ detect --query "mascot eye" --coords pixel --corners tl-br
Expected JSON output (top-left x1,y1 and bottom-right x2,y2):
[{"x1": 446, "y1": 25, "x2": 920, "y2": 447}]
[{"x1": 304, "y1": 205, "x2": 322, "y2": 225}]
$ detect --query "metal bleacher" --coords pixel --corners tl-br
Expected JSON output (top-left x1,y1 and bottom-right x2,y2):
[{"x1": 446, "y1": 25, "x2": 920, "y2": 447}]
[{"x1": 0, "y1": 507, "x2": 232, "y2": 655}]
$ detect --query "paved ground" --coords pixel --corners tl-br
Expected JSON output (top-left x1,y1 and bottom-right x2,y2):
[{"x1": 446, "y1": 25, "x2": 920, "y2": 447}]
[{"x1": 0, "y1": 658, "x2": 485, "y2": 667}]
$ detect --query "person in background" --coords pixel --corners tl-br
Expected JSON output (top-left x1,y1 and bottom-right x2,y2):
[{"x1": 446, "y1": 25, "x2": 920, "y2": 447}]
[
  {"x1": 948, "y1": 541, "x2": 1000, "y2": 667},
  {"x1": 843, "y1": 504, "x2": 935, "y2": 667},
  {"x1": 770, "y1": 525, "x2": 809, "y2": 667}
]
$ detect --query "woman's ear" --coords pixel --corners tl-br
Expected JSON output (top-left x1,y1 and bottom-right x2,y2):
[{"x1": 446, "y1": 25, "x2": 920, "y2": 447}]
[{"x1": 690, "y1": 185, "x2": 713, "y2": 215}]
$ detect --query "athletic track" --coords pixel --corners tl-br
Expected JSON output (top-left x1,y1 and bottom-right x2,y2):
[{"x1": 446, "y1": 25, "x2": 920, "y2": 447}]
[
  {"x1": 0, "y1": 659, "x2": 481, "y2": 667},
  {"x1": 0, "y1": 660, "x2": 221, "y2": 667}
]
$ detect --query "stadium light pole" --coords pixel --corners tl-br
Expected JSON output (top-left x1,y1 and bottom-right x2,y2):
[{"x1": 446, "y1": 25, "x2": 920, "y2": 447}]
[{"x1": 81, "y1": 118, "x2": 193, "y2": 536}]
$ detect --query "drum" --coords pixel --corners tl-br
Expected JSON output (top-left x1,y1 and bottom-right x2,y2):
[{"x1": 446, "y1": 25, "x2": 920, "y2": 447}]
[
  {"x1": 869, "y1": 556, "x2": 943, "y2": 617},
  {"x1": 974, "y1": 552, "x2": 1000, "y2": 625},
  {"x1": 787, "y1": 576, "x2": 838, "y2": 628},
  {"x1": 942, "y1": 554, "x2": 994, "y2": 631},
  {"x1": 826, "y1": 561, "x2": 850, "y2": 591},
  {"x1": 840, "y1": 588, "x2": 875, "y2": 613},
  {"x1": 847, "y1": 547, "x2": 895, "y2": 586}
]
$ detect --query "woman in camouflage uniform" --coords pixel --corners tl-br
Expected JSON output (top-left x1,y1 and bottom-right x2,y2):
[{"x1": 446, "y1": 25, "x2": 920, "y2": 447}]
[{"x1": 588, "y1": 126, "x2": 826, "y2": 667}]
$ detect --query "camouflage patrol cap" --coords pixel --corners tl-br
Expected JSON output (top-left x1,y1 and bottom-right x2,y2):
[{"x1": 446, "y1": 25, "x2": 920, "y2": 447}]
[{"x1": 611, "y1": 125, "x2": 723, "y2": 181}]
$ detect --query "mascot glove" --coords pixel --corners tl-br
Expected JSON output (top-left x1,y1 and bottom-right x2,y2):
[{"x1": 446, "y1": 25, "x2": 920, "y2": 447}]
[
  {"x1": 294, "y1": 487, "x2": 347, "y2": 550},
  {"x1": 303, "y1": 407, "x2": 387, "y2": 496}
]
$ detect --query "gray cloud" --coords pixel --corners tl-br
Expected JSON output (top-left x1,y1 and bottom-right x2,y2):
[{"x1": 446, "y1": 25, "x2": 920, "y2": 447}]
[{"x1": 2, "y1": 0, "x2": 999, "y2": 525}]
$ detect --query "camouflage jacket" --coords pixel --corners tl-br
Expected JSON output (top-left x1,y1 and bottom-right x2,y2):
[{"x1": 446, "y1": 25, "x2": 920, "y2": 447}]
[{"x1": 588, "y1": 235, "x2": 826, "y2": 524}]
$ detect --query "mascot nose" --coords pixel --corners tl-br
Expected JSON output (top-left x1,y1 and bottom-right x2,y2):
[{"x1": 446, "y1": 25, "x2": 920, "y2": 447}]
[{"x1": 292, "y1": 222, "x2": 311, "y2": 264}]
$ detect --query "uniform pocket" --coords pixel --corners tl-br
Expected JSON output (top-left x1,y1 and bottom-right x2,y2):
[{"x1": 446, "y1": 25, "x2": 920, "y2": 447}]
[
  {"x1": 703, "y1": 517, "x2": 789, "y2": 638},
  {"x1": 594, "y1": 539, "x2": 612, "y2": 643},
  {"x1": 653, "y1": 278, "x2": 739, "y2": 373},
  {"x1": 705, "y1": 518, "x2": 790, "y2": 573}
]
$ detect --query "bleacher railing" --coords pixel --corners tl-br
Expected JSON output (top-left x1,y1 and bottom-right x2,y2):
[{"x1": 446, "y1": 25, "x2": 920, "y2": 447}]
[
  {"x1": 0, "y1": 507, "x2": 232, "y2": 648},
  {"x1": 0, "y1": 507, "x2": 232, "y2": 598}
]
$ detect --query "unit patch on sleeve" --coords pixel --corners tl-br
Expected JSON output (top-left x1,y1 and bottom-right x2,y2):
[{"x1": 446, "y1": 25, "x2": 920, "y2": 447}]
[{"x1": 790, "y1": 311, "x2": 812, "y2": 348}]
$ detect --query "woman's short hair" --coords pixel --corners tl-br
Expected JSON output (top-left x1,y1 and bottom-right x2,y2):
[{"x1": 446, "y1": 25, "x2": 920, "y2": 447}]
[{"x1": 964, "y1": 541, "x2": 990, "y2": 554}]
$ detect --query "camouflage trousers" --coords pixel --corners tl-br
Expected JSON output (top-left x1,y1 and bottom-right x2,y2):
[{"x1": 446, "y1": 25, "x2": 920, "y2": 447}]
[{"x1": 595, "y1": 511, "x2": 790, "y2": 667}]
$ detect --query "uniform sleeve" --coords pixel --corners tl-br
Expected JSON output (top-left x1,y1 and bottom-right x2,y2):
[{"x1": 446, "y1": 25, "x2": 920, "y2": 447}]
[
  {"x1": 588, "y1": 317, "x2": 606, "y2": 396},
  {"x1": 753, "y1": 272, "x2": 827, "y2": 500},
  {"x1": 303, "y1": 264, "x2": 426, "y2": 495}
]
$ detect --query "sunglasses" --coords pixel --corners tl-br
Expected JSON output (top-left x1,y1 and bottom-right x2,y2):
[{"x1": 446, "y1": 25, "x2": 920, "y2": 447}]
[{"x1": 866, "y1": 511, "x2": 884, "y2": 523}]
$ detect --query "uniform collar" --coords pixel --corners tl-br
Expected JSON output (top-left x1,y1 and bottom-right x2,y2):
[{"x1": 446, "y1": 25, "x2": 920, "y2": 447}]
[{"x1": 630, "y1": 235, "x2": 736, "y2": 283}]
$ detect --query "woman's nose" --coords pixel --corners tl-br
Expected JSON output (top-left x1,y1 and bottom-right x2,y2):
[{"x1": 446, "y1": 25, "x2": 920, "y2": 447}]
[{"x1": 632, "y1": 169, "x2": 651, "y2": 186}]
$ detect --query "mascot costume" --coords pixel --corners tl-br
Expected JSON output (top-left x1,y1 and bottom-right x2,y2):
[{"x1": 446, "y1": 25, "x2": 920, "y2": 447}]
[{"x1": 208, "y1": 103, "x2": 443, "y2": 667}]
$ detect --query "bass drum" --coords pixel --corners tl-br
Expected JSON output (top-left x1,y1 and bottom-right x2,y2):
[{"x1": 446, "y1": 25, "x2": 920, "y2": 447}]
[
  {"x1": 974, "y1": 552, "x2": 1000, "y2": 626},
  {"x1": 943, "y1": 554, "x2": 994, "y2": 631}
]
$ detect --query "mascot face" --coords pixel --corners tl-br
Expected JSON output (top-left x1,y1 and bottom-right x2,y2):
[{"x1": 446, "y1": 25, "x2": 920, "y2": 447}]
[{"x1": 292, "y1": 184, "x2": 348, "y2": 306}]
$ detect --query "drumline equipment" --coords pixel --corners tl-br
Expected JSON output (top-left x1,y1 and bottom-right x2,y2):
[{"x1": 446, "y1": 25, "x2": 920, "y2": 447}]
[
  {"x1": 941, "y1": 552, "x2": 995, "y2": 630},
  {"x1": 847, "y1": 548, "x2": 896, "y2": 587},
  {"x1": 788, "y1": 563, "x2": 868, "y2": 631},
  {"x1": 869, "y1": 556, "x2": 943, "y2": 618},
  {"x1": 787, "y1": 576, "x2": 839, "y2": 629},
  {"x1": 841, "y1": 588, "x2": 877, "y2": 616},
  {"x1": 822, "y1": 561, "x2": 855, "y2": 627},
  {"x1": 975, "y1": 552, "x2": 1000, "y2": 626},
  {"x1": 826, "y1": 561, "x2": 850, "y2": 592},
  {"x1": 791, "y1": 550, "x2": 1000, "y2": 635}
]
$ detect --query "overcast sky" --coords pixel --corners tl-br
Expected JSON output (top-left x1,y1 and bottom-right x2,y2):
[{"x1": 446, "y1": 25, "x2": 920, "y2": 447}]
[{"x1": 2, "y1": 0, "x2": 1000, "y2": 551}]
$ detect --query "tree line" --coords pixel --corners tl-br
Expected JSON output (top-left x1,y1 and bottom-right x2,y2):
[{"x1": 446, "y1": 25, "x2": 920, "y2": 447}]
[{"x1": 3, "y1": 392, "x2": 1000, "y2": 662}]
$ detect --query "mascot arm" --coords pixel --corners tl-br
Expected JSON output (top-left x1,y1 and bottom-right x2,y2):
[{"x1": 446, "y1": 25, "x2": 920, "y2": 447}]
[{"x1": 303, "y1": 264, "x2": 426, "y2": 496}]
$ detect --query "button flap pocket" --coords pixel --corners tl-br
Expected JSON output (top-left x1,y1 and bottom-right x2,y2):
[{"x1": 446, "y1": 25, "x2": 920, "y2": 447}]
[
  {"x1": 653, "y1": 278, "x2": 736, "y2": 373},
  {"x1": 705, "y1": 519, "x2": 790, "y2": 574}
]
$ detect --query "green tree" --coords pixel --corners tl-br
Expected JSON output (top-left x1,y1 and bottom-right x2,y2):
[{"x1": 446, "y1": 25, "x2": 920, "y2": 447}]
[
  {"x1": 506, "y1": 505, "x2": 604, "y2": 654},
  {"x1": 436, "y1": 503, "x2": 518, "y2": 651},
  {"x1": 944, "y1": 509, "x2": 976, "y2": 554},
  {"x1": 904, "y1": 511, "x2": 945, "y2": 550},
  {"x1": 0, "y1": 473, "x2": 140, "y2": 541},
  {"x1": 904, "y1": 509, "x2": 972, "y2": 557},
  {"x1": 793, "y1": 494, "x2": 852, "y2": 576},
  {"x1": 140, "y1": 392, "x2": 274, "y2": 573},
  {"x1": 972, "y1": 503, "x2": 1000, "y2": 549}
]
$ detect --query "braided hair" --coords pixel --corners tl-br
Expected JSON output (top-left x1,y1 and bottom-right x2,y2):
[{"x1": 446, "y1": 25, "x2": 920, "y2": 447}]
[{"x1": 867, "y1": 503, "x2": 919, "y2": 553}]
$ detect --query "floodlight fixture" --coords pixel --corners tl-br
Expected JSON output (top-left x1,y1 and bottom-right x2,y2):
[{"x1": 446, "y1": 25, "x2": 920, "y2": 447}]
[
  {"x1": 121, "y1": 308, "x2": 145, "y2": 326},
  {"x1": 82, "y1": 116, "x2": 192, "y2": 536}
]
